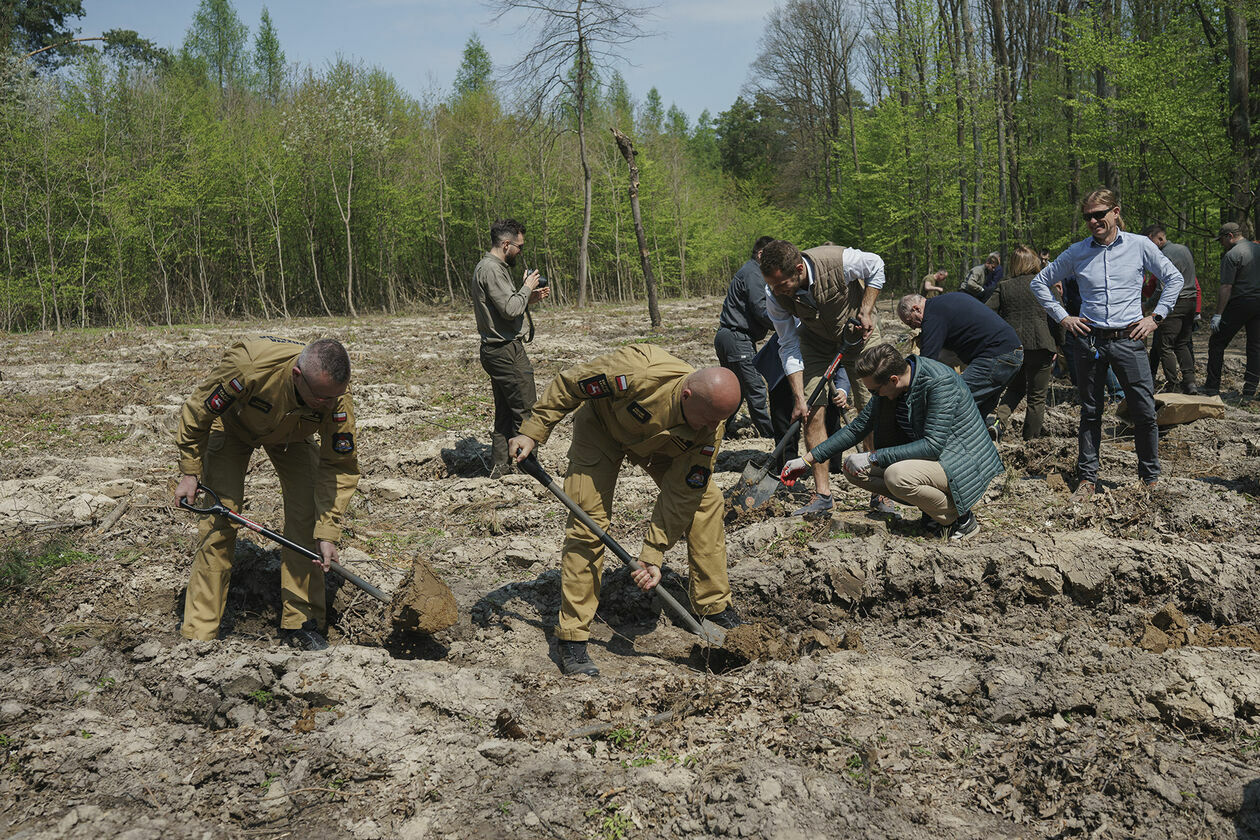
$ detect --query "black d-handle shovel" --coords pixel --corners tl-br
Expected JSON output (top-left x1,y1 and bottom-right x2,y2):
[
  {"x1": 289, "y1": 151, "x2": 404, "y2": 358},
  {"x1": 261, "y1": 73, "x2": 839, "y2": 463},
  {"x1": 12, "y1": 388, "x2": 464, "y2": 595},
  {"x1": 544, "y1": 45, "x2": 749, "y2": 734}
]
[
  {"x1": 516, "y1": 457, "x2": 727, "y2": 646},
  {"x1": 179, "y1": 482, "x2": 389, "y2": 603}
]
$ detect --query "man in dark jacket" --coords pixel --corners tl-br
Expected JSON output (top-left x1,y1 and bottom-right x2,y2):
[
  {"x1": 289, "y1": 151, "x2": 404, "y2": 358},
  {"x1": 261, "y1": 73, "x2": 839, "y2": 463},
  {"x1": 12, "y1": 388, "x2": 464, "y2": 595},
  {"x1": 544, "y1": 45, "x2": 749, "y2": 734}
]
[
  {"x1": 715, "y1": 236, "x2": 776, "y2": 436},
  {"x1": 897, "y1": 292, "x2": 1024, "y2": 425},
  {"x1": 780, "y1": 343, "x2": 1003, "y2": 540}
]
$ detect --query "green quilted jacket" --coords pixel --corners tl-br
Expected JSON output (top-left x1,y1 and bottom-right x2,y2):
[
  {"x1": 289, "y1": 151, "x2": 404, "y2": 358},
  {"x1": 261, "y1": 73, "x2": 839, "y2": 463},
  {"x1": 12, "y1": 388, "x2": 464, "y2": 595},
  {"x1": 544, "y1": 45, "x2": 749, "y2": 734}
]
[{"x1": 811, "y1": 355, "x2": 1003, "y2": 512}]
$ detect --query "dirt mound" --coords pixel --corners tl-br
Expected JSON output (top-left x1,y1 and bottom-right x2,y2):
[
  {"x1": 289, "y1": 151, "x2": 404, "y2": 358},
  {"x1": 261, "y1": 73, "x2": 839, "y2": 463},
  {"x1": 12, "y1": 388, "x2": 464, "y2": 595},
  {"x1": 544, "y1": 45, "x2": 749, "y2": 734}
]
[
  {"x1": 387, "y1": 556, "x2": 458, "y2": 633},
  {"x1": 1137, "y1": 603, "x2": 1260, "y2": 654}
]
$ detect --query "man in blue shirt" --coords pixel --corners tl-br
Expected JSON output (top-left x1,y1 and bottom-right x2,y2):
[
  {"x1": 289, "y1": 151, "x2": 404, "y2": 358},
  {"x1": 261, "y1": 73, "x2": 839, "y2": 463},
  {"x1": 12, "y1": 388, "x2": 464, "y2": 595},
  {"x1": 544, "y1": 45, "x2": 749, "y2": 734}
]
[{"x1": 1031, "y1": 188, "x2": 1184, "y2": 496}]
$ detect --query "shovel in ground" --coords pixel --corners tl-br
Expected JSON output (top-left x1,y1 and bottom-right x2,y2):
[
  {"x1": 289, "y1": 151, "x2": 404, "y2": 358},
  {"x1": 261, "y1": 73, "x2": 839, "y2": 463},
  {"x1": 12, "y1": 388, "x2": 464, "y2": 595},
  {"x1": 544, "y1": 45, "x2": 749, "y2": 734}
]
[
  {"x1": 729, "y1": 339, "x2": 854, "y2": 513},
  {"x1": 517, "y1": 456, "x2": 727, "y2": 646},
  {"x1": 179, "y1": 482, "x2": 457, "y2": 633}
]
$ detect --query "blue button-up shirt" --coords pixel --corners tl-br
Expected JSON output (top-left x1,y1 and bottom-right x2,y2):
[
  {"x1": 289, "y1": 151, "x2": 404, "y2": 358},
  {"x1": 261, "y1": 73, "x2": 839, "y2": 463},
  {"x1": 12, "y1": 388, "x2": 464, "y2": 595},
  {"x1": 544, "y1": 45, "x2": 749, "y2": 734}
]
[{"x1": 1030, "y1": 231, "x2": 1183, "y2": 328}]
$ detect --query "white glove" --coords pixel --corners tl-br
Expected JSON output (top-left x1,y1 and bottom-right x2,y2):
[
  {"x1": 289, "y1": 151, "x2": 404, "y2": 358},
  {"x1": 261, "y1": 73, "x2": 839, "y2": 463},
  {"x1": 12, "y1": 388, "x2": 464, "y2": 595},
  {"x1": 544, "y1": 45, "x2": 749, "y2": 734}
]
[
  {"x1": 843, "y1": 452, "x2": 873, "y2": 476},
  {"x1": 780, "y1": 458, "x2": 810, "y2": 483},
  {"x1": 1210, "y1": 314, "x2": 1222, "y2": 334}
]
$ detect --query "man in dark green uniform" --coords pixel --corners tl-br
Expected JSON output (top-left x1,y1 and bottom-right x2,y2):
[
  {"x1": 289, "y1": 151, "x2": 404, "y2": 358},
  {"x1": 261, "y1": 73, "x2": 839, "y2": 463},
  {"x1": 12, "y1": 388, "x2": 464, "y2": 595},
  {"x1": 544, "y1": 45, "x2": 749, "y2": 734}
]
[{"x1": 472, "y1": 218, "x2": 550, "y2": 477}]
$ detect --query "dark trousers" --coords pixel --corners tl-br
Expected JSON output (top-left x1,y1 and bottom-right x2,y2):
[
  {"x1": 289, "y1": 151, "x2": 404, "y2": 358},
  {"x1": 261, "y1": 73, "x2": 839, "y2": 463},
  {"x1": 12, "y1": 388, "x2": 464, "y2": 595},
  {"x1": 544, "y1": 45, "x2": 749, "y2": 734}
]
[
  {"x1": 714, "y1": 328, "x2": 773, "y2": 436},
  {"x1": 1074, "y1": 333, "x2": 1159, "y2": 483},
  {"x1": 479, "y1": 339, "x2": 537, "y2": 469},
  {"x1": 961, "y1": 348, "x2": 1024, "y2": 417},
  {"x1": 996, "y1": 348, "x2": 1054, "y2": 439},
  {"x1": 1205, "y1": 296, "x2": 1260, "y2": 396},
  {"x1": 1149, "y1": 295, "x2": 1198, "y2": 389},
  {"x1": 765, "y1": 377, "x2": 800, "y2": 475}
]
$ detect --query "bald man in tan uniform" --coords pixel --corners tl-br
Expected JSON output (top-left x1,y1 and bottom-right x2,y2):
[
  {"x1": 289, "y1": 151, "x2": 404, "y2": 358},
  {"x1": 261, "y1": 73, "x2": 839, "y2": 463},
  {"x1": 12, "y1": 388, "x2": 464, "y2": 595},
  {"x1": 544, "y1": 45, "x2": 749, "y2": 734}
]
[
  {"x1": 510, "y1": 344, "x2": 743, "y2": 676},
  {"x1": 174, "y1": 337, "x2": 360, "y2": 651}
]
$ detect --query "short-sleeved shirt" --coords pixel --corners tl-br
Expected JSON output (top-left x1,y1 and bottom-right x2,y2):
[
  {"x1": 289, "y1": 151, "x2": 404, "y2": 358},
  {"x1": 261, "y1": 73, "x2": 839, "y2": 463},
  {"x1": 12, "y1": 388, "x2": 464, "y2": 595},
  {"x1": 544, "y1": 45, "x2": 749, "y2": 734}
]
[{"x1": 1221, "y1": 239, "x2": 1260, "y2": 304}]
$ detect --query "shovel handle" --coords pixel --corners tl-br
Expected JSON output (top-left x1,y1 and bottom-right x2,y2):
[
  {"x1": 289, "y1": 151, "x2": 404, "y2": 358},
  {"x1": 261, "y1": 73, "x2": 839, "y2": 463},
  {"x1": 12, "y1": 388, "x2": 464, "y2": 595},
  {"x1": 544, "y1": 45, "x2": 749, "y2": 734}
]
[
  {"x1": 517, "y1": 457, "x2": 710, "y2": 638},
  {"x1": 179, "y1": 483, "x2": 389, "y2": 602},
  {"x1": 761, "y1": 340, "x2": 853, "y2": 473}
]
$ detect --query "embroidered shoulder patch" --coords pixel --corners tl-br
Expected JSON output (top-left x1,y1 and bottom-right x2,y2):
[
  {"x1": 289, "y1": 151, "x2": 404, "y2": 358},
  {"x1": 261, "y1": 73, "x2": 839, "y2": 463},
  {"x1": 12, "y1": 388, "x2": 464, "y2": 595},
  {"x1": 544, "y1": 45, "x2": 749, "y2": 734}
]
[
  {"x1": 205, "y1": 385, "x2": 234, "y2": 415},
  {"x1": 685, "y1": 465, "x2": 711, "y2": 489},
  {"x1": 248, "y1": 396, "x2": 273, "y2": 413},
  {"x1": 332, "y1": 411, "x2": 348, "y2": 423},
  {"x1": 614, "y1": 374, "x2": 629, "y2": 391},
  {"x1": 579, "y1": 374, "x2": 611, "y2": 398},
  {"x1": 332, "y1": 432, "x2": 354, "y2": 453},
  {"x1": 701, "y1": 444, "x2": 716, "y2": 456},
  {"x1": 228, "y1": 377, "x2": 245, "y2": 393},
  {"x1": 672, "y1": 437, "x2": 692, "y2": 452},
  {"x1": 627, "y1": 401, "x2": 651, "y2": 423}
]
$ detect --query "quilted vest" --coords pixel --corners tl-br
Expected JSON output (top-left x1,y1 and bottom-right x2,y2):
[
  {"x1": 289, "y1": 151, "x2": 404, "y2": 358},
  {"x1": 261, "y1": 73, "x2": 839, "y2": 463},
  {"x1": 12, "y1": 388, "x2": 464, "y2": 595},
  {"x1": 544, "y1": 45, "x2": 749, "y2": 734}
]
[{"x1": 772, "y1": 246, "x2": 881, "y2": 344}]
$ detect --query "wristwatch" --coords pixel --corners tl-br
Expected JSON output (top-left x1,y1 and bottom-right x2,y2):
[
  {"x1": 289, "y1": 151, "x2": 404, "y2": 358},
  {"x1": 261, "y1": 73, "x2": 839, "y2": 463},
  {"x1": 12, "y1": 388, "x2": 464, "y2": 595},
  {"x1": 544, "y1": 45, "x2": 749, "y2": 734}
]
[
  {"x1": 869, "y1": 450, "x2": 879, "y2": 466},
  {"x1": 1152, "y1": 313, "x2": 1164, "y2": 323}
]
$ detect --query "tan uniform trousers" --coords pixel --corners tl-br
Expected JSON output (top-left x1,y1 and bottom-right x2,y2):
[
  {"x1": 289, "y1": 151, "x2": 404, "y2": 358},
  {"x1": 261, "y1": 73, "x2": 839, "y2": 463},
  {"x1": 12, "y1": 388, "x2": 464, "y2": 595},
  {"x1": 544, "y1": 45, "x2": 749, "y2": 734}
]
[
  {"x1": 181, "y1": 429, "x2": 326, "y2": 640},
  {"x1": 843, "y1": 460, "x2": 959, "y2": 524},
  {"x1": 556, "y1": 414, "x2": 732, "y2": 642}
]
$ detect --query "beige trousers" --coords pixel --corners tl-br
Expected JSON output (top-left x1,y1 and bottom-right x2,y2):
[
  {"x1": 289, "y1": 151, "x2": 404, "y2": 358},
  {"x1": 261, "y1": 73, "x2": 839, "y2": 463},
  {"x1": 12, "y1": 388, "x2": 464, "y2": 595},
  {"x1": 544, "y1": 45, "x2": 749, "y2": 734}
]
[
  {"x1": 181, "y1": 429, "x2": 326, "y2": 640},
  {"x1": 555, "y1": 413, "x2": 731, "y2": 642},
  {"x1": 844, "y1": 459, "x2": 959, "y2": 524}
]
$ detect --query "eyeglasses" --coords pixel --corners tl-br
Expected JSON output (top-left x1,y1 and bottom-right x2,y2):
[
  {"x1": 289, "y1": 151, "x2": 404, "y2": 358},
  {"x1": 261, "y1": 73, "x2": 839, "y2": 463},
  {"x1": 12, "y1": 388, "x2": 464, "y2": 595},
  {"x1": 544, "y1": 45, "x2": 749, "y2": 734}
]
[
  {"x1": 1082, "y1": 208, "x2": 1114, "y2": 222},
  {"x1": 297, "y1": 369, "x2": 346, "y2": 402},
  {"x1": 866, "y1": 380, "x2": 888, "y2": 397}
]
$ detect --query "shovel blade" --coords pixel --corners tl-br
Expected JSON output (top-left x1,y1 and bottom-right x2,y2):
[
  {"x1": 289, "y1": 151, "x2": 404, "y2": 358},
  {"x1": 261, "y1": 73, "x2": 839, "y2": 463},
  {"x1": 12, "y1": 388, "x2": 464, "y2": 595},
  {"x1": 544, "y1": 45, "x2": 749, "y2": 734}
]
[
  {"x1": 728, "y1": 462, "x2": 780, "y2": 512},
  {"x1": 695, "y1": 619, "x2": 727, "y2": 646}
]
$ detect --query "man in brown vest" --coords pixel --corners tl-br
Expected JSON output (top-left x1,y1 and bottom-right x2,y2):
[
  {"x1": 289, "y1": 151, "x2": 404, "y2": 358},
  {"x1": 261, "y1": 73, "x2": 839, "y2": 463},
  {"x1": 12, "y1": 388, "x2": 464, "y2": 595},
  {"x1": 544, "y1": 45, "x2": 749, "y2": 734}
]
[{"x1": 761, "y1": 239, "x2": 890, "y2": 516}]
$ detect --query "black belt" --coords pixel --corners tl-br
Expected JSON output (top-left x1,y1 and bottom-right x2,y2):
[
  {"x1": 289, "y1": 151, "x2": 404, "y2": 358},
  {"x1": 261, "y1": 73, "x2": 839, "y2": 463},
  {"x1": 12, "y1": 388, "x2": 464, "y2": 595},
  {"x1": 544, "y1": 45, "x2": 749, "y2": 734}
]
[{"x1": 1090, "y1": 327, "x2": 1132, "y2": 341}]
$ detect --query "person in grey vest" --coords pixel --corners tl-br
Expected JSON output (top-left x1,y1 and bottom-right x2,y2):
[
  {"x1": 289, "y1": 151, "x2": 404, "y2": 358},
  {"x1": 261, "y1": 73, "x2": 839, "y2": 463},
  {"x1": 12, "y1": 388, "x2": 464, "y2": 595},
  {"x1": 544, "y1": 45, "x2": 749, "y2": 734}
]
[
  {"x1": 761, "y1": 238, "x2": 893, "y2": 517},
  {"x1": 1142, "y1": 223, "x2": 1200, "y2": 394},
  {"x1": 714, "y1": 236, "x2": 776, "y2": 437}
]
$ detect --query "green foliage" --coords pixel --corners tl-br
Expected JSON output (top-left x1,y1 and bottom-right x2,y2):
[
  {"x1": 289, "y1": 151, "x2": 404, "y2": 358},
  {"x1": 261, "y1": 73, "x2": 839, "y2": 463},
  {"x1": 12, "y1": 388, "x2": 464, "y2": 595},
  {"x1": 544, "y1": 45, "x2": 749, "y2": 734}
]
[
  {"x1": 453, "y1": 34, "x2": 492, "y2": 101},
  {"x1": 252, "y1": 7, "x2": 285, "y2": 103},
  {"x1": 247, "y1": 689, "x2": 275, "y2": 706},
  {"x1": 0, "y1": 536, "x2": 95, "y2": 604},
  {"x1": 585, "y1": 803, "x2": 633, "y2": 840}
]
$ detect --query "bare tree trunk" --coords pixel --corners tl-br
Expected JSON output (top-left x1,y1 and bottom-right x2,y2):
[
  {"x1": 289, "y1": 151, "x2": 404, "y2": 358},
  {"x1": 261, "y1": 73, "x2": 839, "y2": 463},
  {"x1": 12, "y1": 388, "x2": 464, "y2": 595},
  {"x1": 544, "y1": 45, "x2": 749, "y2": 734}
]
[
  {"x1": 610, "y1": 127, "x2": 661, "y2": 328},
  {"x1": 961, "y1": 0, "x2": 983, "y2": 262},
  {"x1": 990, "y1": 0, "x2": 1011, "y2": 256},
  {"x1": 576, "y1": 22, "x2": 593, "y2": 308},
  {"x1": 1224, "y1": 0, "x2": 1253, "y2": 225}
]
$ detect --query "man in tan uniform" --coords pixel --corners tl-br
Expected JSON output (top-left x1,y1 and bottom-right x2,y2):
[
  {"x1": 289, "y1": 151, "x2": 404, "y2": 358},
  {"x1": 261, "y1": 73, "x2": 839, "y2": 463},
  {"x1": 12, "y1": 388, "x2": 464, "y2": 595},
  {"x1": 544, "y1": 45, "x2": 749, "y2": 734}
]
[
  {"x1": 761, "y1": 239, "x2": 892, "y2": 516},
  {"x1": 509, "y1": 344, "x2": 743, "y2": 677},
  {"x1": 174, "y1": 337, "x2": 360, "y2": 651},
  {"x1": 472, "y1": 218, "x2": 549, "y2": 477}
]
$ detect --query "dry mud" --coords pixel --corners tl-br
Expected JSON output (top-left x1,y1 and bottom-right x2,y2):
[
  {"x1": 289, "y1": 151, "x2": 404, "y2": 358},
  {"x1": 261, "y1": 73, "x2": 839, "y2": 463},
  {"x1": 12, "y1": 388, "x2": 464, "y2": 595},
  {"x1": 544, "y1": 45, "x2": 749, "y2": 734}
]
[{"x1": 1, "y1": 300, "x2": 1259, "y2": 839}]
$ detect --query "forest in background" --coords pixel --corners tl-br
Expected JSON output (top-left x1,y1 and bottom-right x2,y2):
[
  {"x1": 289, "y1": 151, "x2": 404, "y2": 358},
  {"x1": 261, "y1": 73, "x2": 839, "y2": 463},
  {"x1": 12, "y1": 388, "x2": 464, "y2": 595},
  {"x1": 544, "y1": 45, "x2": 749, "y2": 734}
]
[{"x1": 0, "y1": 0, "x2": 1257, "y2": 331}]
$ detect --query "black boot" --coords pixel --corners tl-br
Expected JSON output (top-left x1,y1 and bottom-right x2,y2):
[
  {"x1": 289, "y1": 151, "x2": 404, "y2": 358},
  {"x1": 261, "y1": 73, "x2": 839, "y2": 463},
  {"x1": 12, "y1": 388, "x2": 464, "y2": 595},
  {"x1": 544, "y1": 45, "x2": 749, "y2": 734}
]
[
  {"x1": 705, "y1": 607, "x2": 743, "y2": 629},
  {"x1": 558, "y1": 640, "x2": 600, "y2": 677},
  {"x1": 282, "y1": 620, "x2": 329, "y2": 651}
]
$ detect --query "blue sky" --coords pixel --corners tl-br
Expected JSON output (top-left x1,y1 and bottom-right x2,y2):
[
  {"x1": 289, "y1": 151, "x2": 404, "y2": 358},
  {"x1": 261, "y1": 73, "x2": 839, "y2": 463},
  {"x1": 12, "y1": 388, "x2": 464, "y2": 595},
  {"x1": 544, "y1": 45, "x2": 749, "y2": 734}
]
[{"x1": 77, "y1": 0, "x2": 770, "y2": 122}]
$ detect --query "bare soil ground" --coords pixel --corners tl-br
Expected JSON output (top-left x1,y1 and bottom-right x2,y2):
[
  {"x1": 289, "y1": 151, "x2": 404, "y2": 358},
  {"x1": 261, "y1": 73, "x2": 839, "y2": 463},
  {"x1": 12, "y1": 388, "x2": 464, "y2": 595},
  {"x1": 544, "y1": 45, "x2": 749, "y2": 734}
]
[{"x1": 2, "y1": 299, "x2": 1259, "y2": 840}]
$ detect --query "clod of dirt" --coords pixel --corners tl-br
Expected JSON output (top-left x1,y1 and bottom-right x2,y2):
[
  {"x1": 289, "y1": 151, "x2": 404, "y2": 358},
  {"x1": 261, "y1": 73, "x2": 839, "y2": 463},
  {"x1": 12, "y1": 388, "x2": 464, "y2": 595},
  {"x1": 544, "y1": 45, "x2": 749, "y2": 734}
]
[{"x1": 387, "y1": 556, "x2": 458, "y2": 633}]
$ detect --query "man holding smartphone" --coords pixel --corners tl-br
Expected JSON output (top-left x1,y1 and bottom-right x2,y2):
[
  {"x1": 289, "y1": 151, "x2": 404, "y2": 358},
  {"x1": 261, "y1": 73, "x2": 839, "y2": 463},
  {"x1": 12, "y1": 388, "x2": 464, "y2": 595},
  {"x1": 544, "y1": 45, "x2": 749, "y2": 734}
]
[{"x1": 472, "y1": 218, "x2": 550, "y2": 477}]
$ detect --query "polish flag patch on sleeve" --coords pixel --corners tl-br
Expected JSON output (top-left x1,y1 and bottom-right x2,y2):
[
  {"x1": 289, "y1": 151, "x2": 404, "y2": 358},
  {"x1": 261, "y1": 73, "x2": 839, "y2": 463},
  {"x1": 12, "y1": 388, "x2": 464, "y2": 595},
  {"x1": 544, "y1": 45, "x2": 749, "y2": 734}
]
[
  {"x1": 332, "y1": 411, "x2": 348, "y2": 423},
  {"x1": 701, "y1": 444, "x2": 716, "y2": 456},
  {"x1": 228, "y1": 377, "x2": 244, "y2": 393},
  {"x1": 614, "y1": 374, "x2": 629, "y2": 391}
]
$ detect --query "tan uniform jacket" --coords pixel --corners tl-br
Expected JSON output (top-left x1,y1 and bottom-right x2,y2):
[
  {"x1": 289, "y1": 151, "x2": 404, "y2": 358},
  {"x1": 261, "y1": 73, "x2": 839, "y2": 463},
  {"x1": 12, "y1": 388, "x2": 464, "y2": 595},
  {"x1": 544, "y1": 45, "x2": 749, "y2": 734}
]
[
  {"x1": 518, "y1": 344, "x2": 722, "y2": 568},
  {"x1": 176, "y1": 336, "x2": 360, "y2": 543},
  {"x1": 771, "y1": 246, "x2": 880, "y2": 345}
]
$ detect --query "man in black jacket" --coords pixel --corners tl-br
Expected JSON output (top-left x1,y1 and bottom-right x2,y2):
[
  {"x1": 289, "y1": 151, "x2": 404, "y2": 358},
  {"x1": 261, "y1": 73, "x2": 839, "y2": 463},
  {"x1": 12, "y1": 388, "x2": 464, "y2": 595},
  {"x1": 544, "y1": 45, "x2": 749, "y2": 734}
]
[
  {"x1": 714, "y1": 236, "x2": 776, "y2": 437},
  {"x1": 897, "y1": 292, "x2": 1024, "y2": 429}
]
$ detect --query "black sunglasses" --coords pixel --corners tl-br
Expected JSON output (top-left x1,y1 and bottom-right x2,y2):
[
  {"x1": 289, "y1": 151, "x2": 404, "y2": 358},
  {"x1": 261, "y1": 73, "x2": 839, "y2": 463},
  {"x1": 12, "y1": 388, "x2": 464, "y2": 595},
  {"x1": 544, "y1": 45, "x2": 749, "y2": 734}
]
[{"x1": 1082, "y1": 208, "x2": 1114, "y2": 222}]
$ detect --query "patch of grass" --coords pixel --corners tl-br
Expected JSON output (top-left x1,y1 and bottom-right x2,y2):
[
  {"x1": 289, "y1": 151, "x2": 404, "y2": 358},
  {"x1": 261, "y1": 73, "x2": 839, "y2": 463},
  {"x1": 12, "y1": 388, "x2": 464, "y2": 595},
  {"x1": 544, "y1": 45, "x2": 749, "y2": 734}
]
[
  {"x1": 247, "y1": 689, "x2": 275, "y2": 707},
  {"x1": 0, "y1": 536, "x2": 97, "y2": 605},
  {"x1": 1238, "y1": 733, "x2": 1260, "y2": 755},
  {"x1": 585, "y1": 803, "x2": 633, "y2": 840},
  {"x1": 605, "y1": 726, "x2": 639, "y2": 750}
]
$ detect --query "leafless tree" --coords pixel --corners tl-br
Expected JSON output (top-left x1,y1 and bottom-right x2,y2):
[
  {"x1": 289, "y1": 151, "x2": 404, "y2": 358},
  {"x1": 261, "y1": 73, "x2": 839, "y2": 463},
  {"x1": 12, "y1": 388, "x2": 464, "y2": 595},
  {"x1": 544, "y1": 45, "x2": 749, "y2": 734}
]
[{"x1": 489, "y1": 0, "x2": 655, "y2": 307}]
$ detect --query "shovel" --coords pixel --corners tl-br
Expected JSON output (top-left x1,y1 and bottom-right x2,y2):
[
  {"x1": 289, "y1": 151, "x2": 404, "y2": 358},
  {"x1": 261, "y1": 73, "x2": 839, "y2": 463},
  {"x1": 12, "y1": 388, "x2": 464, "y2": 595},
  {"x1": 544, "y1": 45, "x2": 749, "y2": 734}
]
[
  {"x1": 517, "y1": 456, "x2": 727, "y2": 646},
  {"x1": 179, "y1": 482, "x2": 389, "y2": 602},
  {"x1": 730, "y1": 339, "x2": 854, "y2": 512}
]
